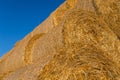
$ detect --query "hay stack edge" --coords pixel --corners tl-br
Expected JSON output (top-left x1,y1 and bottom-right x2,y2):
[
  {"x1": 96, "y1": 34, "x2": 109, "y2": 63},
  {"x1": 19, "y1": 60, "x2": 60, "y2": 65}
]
[{"x1": 0, "y1": 0, "x2": 120, "y2": 80}]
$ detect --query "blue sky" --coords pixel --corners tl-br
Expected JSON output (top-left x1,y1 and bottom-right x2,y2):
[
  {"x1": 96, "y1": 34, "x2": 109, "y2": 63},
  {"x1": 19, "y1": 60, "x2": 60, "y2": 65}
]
[{"x1": 0, "y1": 0, "x2": 65, "y2": 57}]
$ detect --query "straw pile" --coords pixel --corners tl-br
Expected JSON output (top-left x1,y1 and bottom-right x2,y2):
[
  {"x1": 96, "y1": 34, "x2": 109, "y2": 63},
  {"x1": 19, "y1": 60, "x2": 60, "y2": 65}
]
[
  {"x1": 0, "y1": 0, "x2": 120, "y2": 80},
  {"x1": 24, "y1": 33, "x2": 45, "y2": 64},
  {"x1": 38, "y1": 0, "x2": 120, "y2": 80}
]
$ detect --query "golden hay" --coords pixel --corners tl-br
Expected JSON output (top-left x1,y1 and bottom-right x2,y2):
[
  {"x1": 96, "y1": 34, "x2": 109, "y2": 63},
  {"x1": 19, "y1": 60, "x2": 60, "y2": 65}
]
[
  {"x1": 24, "y1": 33, "x2": 45, "y2": 64},
  {"x1": 37, "y1": 0, "x2": 120, "y2": 79},
  {"x1": 0, "y1": 0, "x2": 120, "y2": 80},
  {"x1": 94, "y1": 0, "x2": 120, "y2": 38}
]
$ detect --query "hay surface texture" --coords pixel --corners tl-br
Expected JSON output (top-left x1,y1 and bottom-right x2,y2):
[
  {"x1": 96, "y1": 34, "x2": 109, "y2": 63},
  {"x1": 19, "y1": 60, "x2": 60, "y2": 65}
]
[{"x1": 0, "y1": 0, "x2": 120, "y2": 80}]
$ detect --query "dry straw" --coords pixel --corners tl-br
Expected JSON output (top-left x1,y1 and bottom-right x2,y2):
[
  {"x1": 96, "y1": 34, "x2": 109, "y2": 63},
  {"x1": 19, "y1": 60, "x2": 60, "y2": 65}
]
[{"x1": 38, "y1": 0, "x2": 120, "y2": 80}]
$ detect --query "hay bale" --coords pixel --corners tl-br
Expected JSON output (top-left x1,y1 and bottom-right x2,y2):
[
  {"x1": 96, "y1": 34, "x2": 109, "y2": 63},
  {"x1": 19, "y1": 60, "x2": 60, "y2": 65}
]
[
  {"x1": 38, "y1": 9, "x2": 120, "y2": 80},
  {"x1": 0, "y1": 0, "x2": 120, "y2": 80}
]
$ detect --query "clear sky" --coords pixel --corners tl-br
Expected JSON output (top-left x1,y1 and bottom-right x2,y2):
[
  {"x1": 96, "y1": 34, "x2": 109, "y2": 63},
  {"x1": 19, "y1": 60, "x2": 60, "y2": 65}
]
[{"x1": 0, "y1": 0, "x2": 65, "y2": 57}]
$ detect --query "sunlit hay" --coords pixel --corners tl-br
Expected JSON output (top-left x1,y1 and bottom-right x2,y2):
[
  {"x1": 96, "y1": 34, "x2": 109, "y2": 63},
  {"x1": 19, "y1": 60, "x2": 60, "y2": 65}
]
[
  {"x1": 65, "y1": 5, "x2": 120, "y2": 64},
  {"x1": 52, "y1": 0, "x2": 76, "y2": 26},
  {"x1": 52, "y1": 3, "x2": 71, "y2": 26},
  {"x1": 94, "y1": 0, "x2": 120, "y2": 38},
  {"x1": 66, "y1": 0, "x2": 77, "y2": 7},
  {"x1": 94, "y1": 0, "x2": 119, "y2": 14},
  {"x1": 38, "y1": 47, "x2": 120, "y2": 80},
  {"x1": 37, "y1": 9, "x2": 120, "y2": 80},
  {"x1": 1, "y1": 0, "x2": 119, "y2": 80},
  {"x1": 63, "y1": 9, "x2": 120, "y2": 64},
  {"x1": 14, "y1": 40, "x2": 21, "y2": 47},
  {"x1": 24, "y1": 33, "x2": 45, "y2": 65}
]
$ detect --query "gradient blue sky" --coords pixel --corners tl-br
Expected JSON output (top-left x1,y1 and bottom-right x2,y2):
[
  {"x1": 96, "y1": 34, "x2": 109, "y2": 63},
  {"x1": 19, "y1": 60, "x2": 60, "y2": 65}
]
[{"x1": 0, "y1": 0, "x2": 65, "y2": 57}]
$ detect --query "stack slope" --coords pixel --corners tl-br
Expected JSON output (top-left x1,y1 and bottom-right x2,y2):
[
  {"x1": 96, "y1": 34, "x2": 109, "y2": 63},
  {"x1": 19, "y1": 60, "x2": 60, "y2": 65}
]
[{"x1": 0, "y1": 0, "x2": 120, "y2": 80}]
